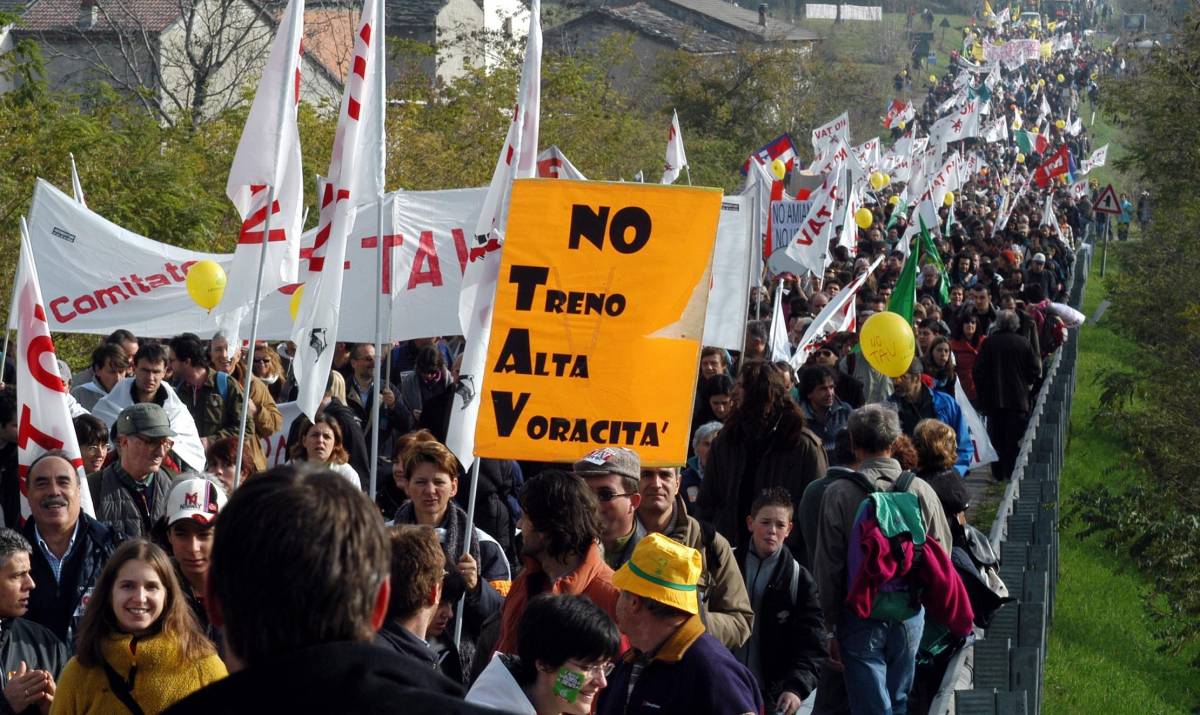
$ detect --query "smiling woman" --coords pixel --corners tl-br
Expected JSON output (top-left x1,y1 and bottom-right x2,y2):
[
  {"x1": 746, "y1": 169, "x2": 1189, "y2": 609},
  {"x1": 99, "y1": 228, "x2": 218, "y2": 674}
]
[{"x1": 50, "y1": 540, "x2": 227, "y2": 715}]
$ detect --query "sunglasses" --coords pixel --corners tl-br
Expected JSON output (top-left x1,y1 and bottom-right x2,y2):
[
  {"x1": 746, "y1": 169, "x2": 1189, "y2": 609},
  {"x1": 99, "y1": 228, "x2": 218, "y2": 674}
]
[{"x1": 594, "y1": 488, "x2": 637, "y2": 503}]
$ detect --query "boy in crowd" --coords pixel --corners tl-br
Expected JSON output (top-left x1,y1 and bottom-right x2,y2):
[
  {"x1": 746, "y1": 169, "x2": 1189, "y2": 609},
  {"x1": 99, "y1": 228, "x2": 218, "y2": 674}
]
[{"x1": 734, "y1": 487, "x2": 825, "y2": 715}]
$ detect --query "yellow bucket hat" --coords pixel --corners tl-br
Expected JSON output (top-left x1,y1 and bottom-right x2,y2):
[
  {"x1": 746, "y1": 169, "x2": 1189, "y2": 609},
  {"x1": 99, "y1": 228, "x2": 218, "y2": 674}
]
[{"x1": 612, "y1": 532, "x2": 702, "y2": 615}]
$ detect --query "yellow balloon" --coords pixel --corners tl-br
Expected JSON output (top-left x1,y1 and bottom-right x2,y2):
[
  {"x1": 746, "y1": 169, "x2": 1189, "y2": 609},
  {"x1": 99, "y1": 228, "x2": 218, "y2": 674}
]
[
  {"x1": 929, "y1": 74, "x2": 938, "y2": 84},
  {"x1": 898, "y1": 121, "x2": 907, "y2": 130},
  {"x1": 1012, "y1": 118, "x2": 1023, "y2": 130},
  {"x1": 289, "y1": 284, "x2": 306, "y2": 321},
  {"x1": 1031, "y1": 125, "x2": 1040, "y2": 134},
  {"x1": 1038, "y1": 78, "x2": 1045, "y2": 87},
  {"x1": 1055, "y1": 119, "x2": 1066, "y2": 130},
  {"x1": 855, "y1": 207, "x2": 874, "y2": 230},
  {"x1": 869, "y1": 172, "x2": 888, "y2": 191},
  {"x1": 185, "y1": 260, "x2": 226, "y2": 311},
  {"x1": 771, "y1": 158, "x2": 787, "y2": 181},
  {"x1": 860, "y1": 311, "x2": 916, "y2": 378},
  {"x1": 1002, "y1": 176, "x2": 1011, "y2": 186},
  {"x1": 1057, "y1": 73, "x2": 1066, "y2": 83},
  {"x1": 1016, "y1": 152, "x2": 1026, "y2": 164},
  {"x1": 943, "y1": 191, "x2": 955, "y2": 207},
  {"x1": 888, "y1": 195, "x2": 900, "y2": 206}
]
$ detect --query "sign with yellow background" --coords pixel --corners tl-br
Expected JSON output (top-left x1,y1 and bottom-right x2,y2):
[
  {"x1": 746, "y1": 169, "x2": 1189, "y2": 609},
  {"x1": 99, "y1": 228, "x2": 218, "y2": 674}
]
[{"x1": 474, "y1": 179, "x2": 722, "y2": 465}]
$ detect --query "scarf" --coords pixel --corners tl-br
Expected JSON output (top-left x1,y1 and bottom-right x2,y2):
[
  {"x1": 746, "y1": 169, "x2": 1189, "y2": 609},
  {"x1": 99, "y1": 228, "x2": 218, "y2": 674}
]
[{"x1": 394, "y1": 500, "x2": 481, "y2": 566}]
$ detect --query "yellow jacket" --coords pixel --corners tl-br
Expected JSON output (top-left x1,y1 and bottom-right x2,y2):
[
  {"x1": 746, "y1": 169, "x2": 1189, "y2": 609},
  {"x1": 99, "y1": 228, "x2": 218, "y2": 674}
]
[{"x1": 51, "y1": 632, "x2": 226, "y2": 715}]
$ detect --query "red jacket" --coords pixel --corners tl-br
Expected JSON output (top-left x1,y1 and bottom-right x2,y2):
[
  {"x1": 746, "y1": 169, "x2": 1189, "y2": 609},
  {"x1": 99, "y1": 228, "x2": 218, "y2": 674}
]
[
  {"x1": 845, "y1": 514, "x2": 974, "y2": 637},
  {"x1": 949, "y1": 336, "x2": 985, "y2": 402},
  {"x1": 496, "y1": 542, "x2": 620, "y2": 654}
]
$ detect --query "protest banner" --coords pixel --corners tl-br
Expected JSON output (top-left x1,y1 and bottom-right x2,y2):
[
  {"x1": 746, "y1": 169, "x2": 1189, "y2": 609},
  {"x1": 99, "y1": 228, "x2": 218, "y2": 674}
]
[
  {"x1": 702, "y1": 195, "x2": 753, "y2": 352},
  {"x1": 261, "y1": 401, "x2": 304, "y2": 468},
  {"x1": 475, "y1": 179, "x2": 721, "y2": 464}
]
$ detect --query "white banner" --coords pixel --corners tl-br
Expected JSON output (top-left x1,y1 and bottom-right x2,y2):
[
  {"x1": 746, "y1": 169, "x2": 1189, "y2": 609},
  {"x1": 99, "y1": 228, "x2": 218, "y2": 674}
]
[
  {"x1": 24, "y1": 179, "x2": 478, "y2": 341},
  {"x1": 955, "y1": 379, "x2": 998, "y2": 467},
  {"x1": 702, "y1": 194, "x2": 753, "y2": 353},
  {"x1": 261, "y1": 401, "x2": 304, "y2": 468},
  {"x1": 805, "y1": 3, "x2": 880, "y2": 19},
  {"x1": 811, "y1": 111, "x2": 850, "y2": 159}
]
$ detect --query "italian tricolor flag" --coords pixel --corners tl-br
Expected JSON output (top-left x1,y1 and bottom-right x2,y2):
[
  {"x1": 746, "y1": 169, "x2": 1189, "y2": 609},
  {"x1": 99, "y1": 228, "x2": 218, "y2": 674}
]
[{"x1": 1015, "y1": 129, "x2": 1050, "y2": 155}]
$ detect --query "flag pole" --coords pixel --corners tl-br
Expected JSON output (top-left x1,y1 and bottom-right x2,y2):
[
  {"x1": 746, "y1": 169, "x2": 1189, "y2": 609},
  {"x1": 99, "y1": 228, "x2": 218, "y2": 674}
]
[
  {"x1": 369, "y1": 197, "x2": 384, "y2": 500},
  {"x1": 454, "y1": 457, "x2": 481, "y2": 649},
  {"x1": 368, "y1": 0, "x2": 388, "y2": 501},
  {"x1": 2, "y1": 218, "x2": 32, "y2": 383},
  {"x1": 684, "y1": 165, "x2": 692, "y2": 186},
  {"x1": 233, "y1": 186, "x2": 275, "y2": 489},
  {"x1": 231, "y1": 0, "x2": 302, "y2": 489}
]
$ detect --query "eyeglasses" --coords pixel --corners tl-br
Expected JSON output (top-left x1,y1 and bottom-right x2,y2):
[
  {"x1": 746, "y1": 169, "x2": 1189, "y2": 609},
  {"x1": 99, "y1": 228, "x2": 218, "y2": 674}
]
[
  {"x1": 594, "y1": 488, "x2": 637, "y2": 503},
  {"x1": 568, "y1": 660, "x2": 616, "y2": 679},
  {"x1": 133, "y1": 435, "x2": 174, "y2": 451},
  {"x1": 252, "y1": 357, "x2": 270, "y2": 365}
]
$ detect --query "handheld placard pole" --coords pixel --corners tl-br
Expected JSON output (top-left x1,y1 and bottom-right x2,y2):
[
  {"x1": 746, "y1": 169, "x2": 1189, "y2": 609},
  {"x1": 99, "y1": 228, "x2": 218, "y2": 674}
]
[{"x1": 453, "y1": 458, "x2": 482, "y2": 649}]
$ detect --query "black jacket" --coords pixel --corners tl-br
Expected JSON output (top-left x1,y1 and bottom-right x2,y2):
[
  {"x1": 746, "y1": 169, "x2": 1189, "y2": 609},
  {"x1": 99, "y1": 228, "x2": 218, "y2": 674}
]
[
  {"x1": 371, "y1": 621, "x2": 463, "y2": 697},
  {"x1": 973, "y1": 330, "x2": 1041, "y2": 414},
  {"x1": 22, "y1": 515, "x2": 120, "y2": 645},
  {"x1": 0, "y1": 618, "x2": 70, "y2": 715},
  {"x1": 735, "y1": 545, "x2": 825, "y2": 701},
  {"x1": 162, "y1": 641, "x2": 509, "y2": 715}
]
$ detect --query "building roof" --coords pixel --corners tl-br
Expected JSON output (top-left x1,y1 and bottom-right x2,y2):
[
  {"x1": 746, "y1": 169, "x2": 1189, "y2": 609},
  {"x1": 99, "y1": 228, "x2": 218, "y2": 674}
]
[
  {"x1": 554, "y1": 3, "x2": 735, "y2": 54},
  {"x1": 651, "y1": 0, "x2": 819, "y2": 43},
  {"x1": 303, "y1": 6, "x2": 358, "y2": 83},
  {"x1": 20, "y1": 0, "x2": 184, "y2": 32}
]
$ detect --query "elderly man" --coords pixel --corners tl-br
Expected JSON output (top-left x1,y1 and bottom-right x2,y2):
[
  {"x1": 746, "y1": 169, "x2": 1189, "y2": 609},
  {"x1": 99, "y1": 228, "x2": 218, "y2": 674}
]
[
  {"x1": 973, "y1": 310, "x2": 1042, "y2": 481},
  {"x1": 0, "y1": 527, "x2": 70, "y2": 715},
  {"x1": 597, "y1": 533, "x2": 763, "y2": 715},
  {"x1": 92, "y1": 343, "x2": 205, "y2": 472},
  {"x1": 87, "y1": 404, "x2": 176, "y2": 538},
  {"x1": 22, "y1": 451, "x2": 118, "y2": 644}
]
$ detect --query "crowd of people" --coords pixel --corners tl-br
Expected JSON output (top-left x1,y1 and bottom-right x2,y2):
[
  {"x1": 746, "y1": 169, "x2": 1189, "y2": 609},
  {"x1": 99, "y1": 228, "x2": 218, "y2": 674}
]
[{"x1": 0, "y1": 5, "x2": 1112, "y2": 714}]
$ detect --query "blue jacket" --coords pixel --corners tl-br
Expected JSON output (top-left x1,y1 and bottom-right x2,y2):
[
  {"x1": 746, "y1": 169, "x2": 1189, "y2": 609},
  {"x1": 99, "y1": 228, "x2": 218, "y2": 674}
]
[
  {"x1": 890, "y1": 388, "x2": 972, "y2": 476},
  {"x1": 23, "y1": 514, "x2": 120, "y2": 645}
]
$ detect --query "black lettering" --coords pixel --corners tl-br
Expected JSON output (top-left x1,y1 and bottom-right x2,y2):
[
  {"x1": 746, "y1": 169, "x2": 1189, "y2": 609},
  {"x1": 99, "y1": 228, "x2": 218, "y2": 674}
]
[
  {"x1": 545, "y1": 289, "x2": 566, "y2": 313},
  {"x1": 639, "y1": 422, "x2": 660, "y2": 447},
  {"x1": 551, "y1": 353, "x2": 572, "y2": 375},
  {"x1": 569, "y1": 356, "x2": 589, "y2": 378},
  {"x1": 569, "y1": 420, "x2": 588, "y2": 442},
  {"x1": 605, "y1": 294, "x2": 626, "y2": 316},
  {"x1": 510, "y1": 265, "x2": 550, "y2": 310},
  {"x1": 490, "y1": 391, "x2": 531, "y2": 437},
  {"x1": 569, "y1": 205, "x2": 610, "y2": 250},
  {"x1": 621, "y1": 422, "x2": 640, "y2": 444},
  {"x1": 590, "y1": 420, "x2": 609, "y2": 443},
  {"x1": 567, "y1": 291, "x2": 584, "y2": 313},
  {"x1": 609, "y1": 207, "x2": 652, "y2": 254},
  {"x1": 528, "y1": 416, "x2": 548, "y2": 439},
  {"x1": 493, "y1": 329, "x2": 532, "y2": 374},
  {"x1": 548, "y1": 417, "x2": 570, "y2": 441}
]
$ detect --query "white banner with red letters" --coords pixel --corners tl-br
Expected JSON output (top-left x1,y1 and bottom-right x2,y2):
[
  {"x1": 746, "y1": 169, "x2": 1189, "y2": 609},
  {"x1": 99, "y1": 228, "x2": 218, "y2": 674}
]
[{"x1": 13, "y1": 227, "x2": 96, "y2": 518}]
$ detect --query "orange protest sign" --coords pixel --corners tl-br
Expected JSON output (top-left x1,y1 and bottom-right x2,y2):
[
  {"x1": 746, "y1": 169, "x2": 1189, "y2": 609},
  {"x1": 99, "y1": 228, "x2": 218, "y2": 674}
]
[{"x1": 474, "y1": 179, "x2": 722, "y2": 465}]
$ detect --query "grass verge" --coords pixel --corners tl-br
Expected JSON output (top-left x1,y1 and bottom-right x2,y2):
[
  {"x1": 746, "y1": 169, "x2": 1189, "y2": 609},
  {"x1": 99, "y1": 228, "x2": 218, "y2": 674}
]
[{"x1": 1042, "y1": 255, "x2": 1200, "y2": 714}]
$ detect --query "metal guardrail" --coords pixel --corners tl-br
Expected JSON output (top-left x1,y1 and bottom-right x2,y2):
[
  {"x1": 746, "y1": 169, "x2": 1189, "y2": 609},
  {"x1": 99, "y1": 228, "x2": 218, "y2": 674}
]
[{"x1": 928, "y1": 241, "x2": 1092, "y2": 715}]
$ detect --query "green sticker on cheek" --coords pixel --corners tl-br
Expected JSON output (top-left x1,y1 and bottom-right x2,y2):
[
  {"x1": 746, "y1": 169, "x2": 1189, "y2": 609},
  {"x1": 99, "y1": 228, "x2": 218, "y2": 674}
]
[{"x1": 554, "y1": 666, "x2": 586, "y2": 704}]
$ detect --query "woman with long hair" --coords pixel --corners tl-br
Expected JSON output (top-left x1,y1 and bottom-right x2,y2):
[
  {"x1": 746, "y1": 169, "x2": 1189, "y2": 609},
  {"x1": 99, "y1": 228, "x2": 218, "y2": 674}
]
[
  {"x1": 697, "y1": 360, "x2": 828, "y2": 555},
  {"x1": 288, "y1": 414, "x2": 360, "y2": 488},
  {"x1": 924, "y1": 336, "x2": 958, "y2": 394},
  {"x1": 51, "y1": 541, "x2": 225, "y2": 714},
  {"x1": 949, "y1": 313, "x2": 985, "y2": 402}
]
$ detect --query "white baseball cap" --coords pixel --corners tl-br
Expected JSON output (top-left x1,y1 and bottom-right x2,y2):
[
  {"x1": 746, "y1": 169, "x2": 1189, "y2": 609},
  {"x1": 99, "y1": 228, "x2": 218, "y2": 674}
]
[{"x1": 165, "y1": 477, "x2": 228, "y2": 526}]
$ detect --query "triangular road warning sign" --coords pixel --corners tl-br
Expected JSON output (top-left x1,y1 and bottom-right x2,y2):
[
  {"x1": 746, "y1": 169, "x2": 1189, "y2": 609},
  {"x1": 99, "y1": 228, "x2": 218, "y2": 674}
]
[{"x1": 1093, "y1": 184, "x2": 1121, "y2": 215}]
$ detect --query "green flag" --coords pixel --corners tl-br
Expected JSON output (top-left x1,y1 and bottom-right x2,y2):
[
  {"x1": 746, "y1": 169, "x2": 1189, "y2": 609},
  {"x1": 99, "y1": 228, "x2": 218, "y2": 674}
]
[
  {"x1": 887, "y1": 230, "x2": 920, "y2": 323},
  {"x1": 919, "y1": 218, "x2": 951, "y2": 305}
]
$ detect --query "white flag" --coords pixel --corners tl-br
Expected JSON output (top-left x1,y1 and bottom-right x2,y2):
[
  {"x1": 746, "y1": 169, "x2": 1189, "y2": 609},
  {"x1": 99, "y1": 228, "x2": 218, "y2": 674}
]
[
  {"x1": 446, "y1": 0, "x2": 541, "y2": 470},
  {"x1": 220, "y1": 0, "x2": 305, "y2": 336},
  {"x1": 1040, "y1": 192, "x2": 1056, "y2": 227},
  {"x1": 661, "y1": 109, "x2": 688, "y2": 185},
  {"x1": 782, "y1": 169, "x2": 840, "y2": 275},
  {"x1": 768, "y1": 281, "x2": 791, "y2": 363},
  {"x1": 929, "y1": 98, "x2": 982, "y2": 150},
  {"x1": 69, "y1": 153, "x2": 86, "y2": 208},
  {"x1": 811, "y1": 111, "x2": 850, "y2": 161},
  {"x1": 14, "y1": 220, "x2": 96, "y2": 519},
  {"x1": 955, "y1": 379, "x2": 998, "y2": 467},
  {"x1": 790, "y1": 255, "x2": 882, "y2": 369},
  {"x1": 290, "y1": 0, "x2": 385, "y2": 420},
  {"x1": 536, "y1": 146, "x2": 586, "y2": 180},
  {"x1": 982, "y1": 116, "x2": 1009, "y2": 143}
]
